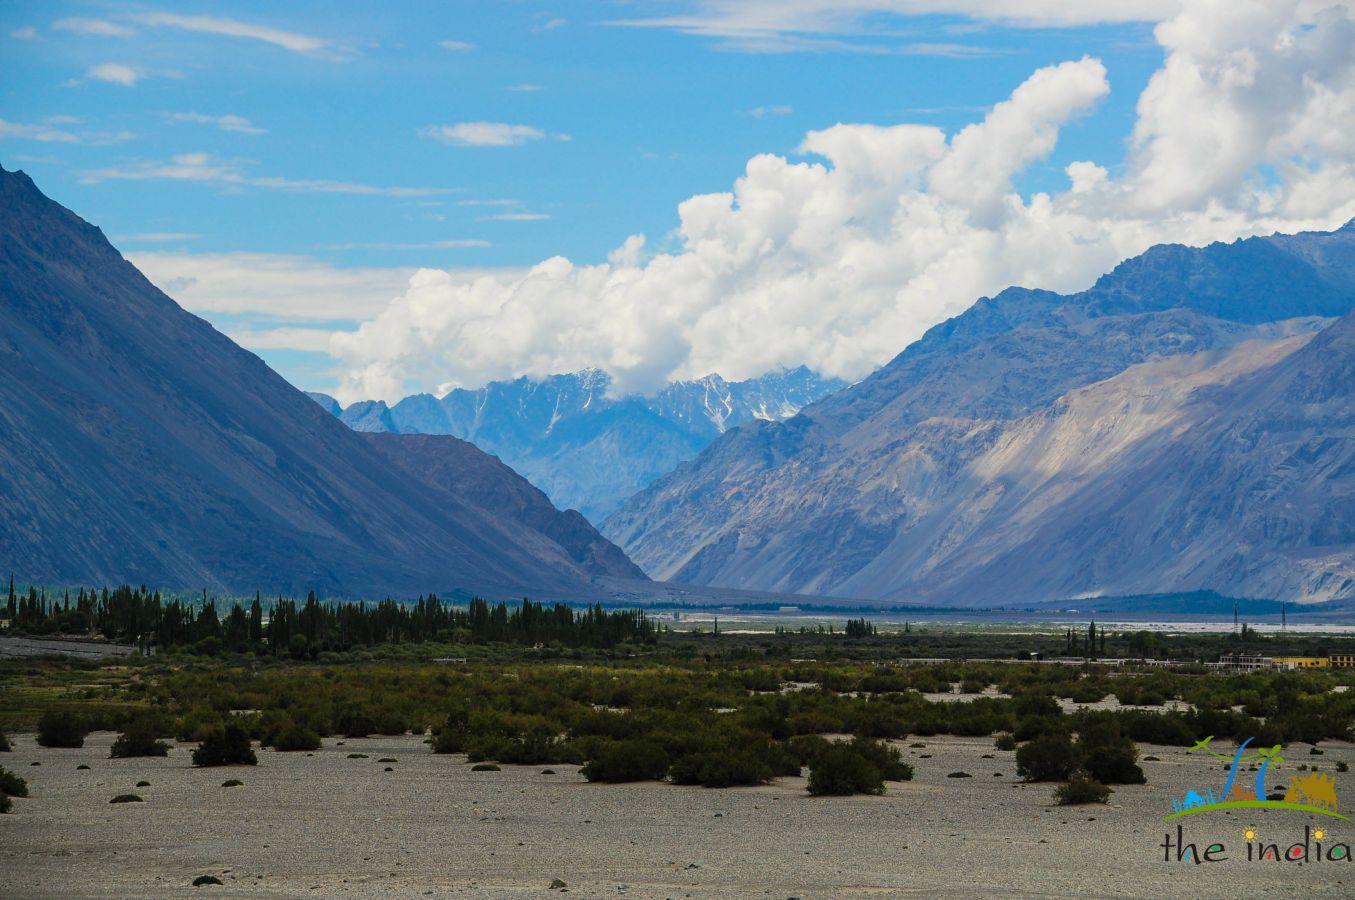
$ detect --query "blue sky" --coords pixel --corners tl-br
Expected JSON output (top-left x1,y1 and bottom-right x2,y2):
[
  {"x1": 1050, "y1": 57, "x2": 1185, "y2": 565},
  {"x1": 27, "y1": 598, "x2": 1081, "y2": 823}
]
[{"x1": 3, "y1": 3, "x2": 1351, "y2": 400}]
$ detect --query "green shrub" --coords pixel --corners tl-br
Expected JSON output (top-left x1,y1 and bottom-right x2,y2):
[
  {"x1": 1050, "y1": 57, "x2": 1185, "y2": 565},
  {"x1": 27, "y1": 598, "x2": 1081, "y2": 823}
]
[
  {"x1": 1338, "y1": 761, "x2": 1349, "y2": 773},
  {"x1": 221, "y1": 779, "x2": 244, "y2": 787},
  {"x1": 333, "y1": 707, "x2": 379, "y2": 738},
  {"x1": 470, "y1": 763, "x2": 500, "y2": 772},
  {"x1": 136, "y1": 780, "x2": 150, "y2": 787},
  {"x1": 271, "y1": 724, "x2": 322, "y2": 752},
  {"x1": 581, "y1": 740, "x2": 670, "y2": 783},
  {"x1": 37, "y1": 710, "x2": 88, "y2": 748},
  {"x1": 192, "y1": 875, "x2": 223, "y2": 886},
  {"x1": 109, "y1": 794, "x2": 143, "y2": 803},
  {"x1": 807, "y1": 743, "x2": 885, "y2": 796},
  {"x1": 110, "y1": 723, "x2": 170, "y2": 758},
  {"x1": 0, "y1": 794, "x2": 10, "y2": 814},
  {"x1": 847, "y1": 737, "x2": 913, "y2": 781},
  {"x1": 669, "y1": 750, "x2": 772, "y2": 787},
  {"x1": 1054, "y1": 774, "x2": 1111, "y2": 805},
  {"x1": 994, "y1": 732, "x2": 1017, "y2": 751},
  {"x1": 1016, "y1": 733, "x2": 1080, "y2": 782},
  {"x1": 0, "y1": 766, "x2": 30, "y2": 798},
  {"x1": 1076, "y1": 721, "x2": 1146, "y2": 785},
  {"x1": 0, "y1": 730, "x2": 11, "y2": 752},
  {"x1": 191, "y1": 723, "x2": 257, "y2": 767},
  {"x1": 431, "y1": 714, "x2": 467, "y2": 754}
]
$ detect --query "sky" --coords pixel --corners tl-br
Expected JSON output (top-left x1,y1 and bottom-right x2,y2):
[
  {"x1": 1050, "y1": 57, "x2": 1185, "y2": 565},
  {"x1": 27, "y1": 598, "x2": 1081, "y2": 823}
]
[{"x1": 3, "y1": 1, "x2": 1355, "y2": 403}]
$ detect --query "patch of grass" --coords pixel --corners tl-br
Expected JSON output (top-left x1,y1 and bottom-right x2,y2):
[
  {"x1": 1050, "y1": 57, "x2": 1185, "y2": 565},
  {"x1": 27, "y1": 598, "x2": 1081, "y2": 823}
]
[
  {"x1": 346, "y1": 753, "x2": 369, "y2": 759},
  {"x1": 947, "y1": 771, "x2": 972, "y2": 778},
  {"x1": 136, "y1": 780, "x2": 150, "y2": 787},
  {"x1": 221, "y1": 779, "x2": 244, "y2": 787},
  {"x1": 192, "y1": 875, "x2": 223, "y2": 886},
  {"x1": 76, "y1": 764, "x2": 90, "y2": 770},
  {"x1": 378, "y1": 757, "x2": 397, "y2": 763},
  {"x1": 541, "y1": 769, "x2": 556, "y2": 775},
  {"x1": 470, "y1": 763, "x2": 501, "y2": 772},
  {"x1": 0, "y1": 793, "x2": 10, "y2": 814},
  {"x1": 109, "y1": 793, "x2": 143, "y2": 803}
]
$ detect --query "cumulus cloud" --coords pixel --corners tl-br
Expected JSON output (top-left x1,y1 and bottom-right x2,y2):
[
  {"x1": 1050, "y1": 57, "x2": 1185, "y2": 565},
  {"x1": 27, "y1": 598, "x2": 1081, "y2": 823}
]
[
  {"x1": 88, "y1": 63, "x2": 142, "y2": 86},
  {"x1": 420, "y1": 122, "x2": 549, "y2": 147},
  {"x1": 321, "y1": 0, "x2": 1355, "y2": 403},
  {"x1": 80, "y1": 152, "x2": 457, "y2": 197}
]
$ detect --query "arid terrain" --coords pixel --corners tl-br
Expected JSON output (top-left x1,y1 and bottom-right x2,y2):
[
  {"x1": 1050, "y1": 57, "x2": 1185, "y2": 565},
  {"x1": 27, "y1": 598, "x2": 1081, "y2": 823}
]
[{"x1": 2, "y1": 731, "x2": 1350, "y2": 898}]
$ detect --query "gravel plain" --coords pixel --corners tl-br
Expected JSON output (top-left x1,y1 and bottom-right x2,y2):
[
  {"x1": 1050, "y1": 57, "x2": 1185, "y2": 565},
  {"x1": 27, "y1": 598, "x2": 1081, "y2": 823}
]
[{"x1": 1, "y1": 731, "x2": 1351, "y2": 898}]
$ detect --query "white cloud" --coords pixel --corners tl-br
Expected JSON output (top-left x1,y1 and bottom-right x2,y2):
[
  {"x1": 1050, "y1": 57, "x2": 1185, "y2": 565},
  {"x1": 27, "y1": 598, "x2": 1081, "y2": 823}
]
[
  {"x1": 166, "y1": 112, "x2": 267, "y2": 135},
  {"x1": 480, "y1": 212, "x2": 550, "y2": 222},
  {"x1": 80, "y1": 152, "x2": 457, "y2": 197},
  {"x1": 0, "y1": 118, "x2": 80, "y2": 143},
  {"x1": 88, "y1": 63, "x2": 142, "y2": 86},
  {"x1": 55, "y1": 17, "x2": 136, "y2": 37},
  {"x1": 130, "y1": 12, "x2": 341, "y2": 58},
  {"x1": 327, "y1": 0, "x2": 1355, "y2": 404},
  {"x1": 10, "y1": 26, "x2": 37, "y2": 40},
  {"x1": 129, "y1": 251, "x2": 416, "y2": 320},
  {"x1": 537, "y1": 18, "x2": 568, "y2": 32},
  {"x1": 610, "y1": 1, "x2": 1182, "y2": 45},
  {"x1": 507, "y1": 83, "x2": 543, "y2": 92},
  {"x1": 420, "y1": 122, "x2": 548, "y2": 147},
  {"x1": 229, "y1": 326, "x2": 340, "y2": 352},
  {"x1": 744, "y1": 104, "x2": 793, "y2": 118},
  {"x1": 440, "y1": 39, "x2": 475, "y2": 51}
]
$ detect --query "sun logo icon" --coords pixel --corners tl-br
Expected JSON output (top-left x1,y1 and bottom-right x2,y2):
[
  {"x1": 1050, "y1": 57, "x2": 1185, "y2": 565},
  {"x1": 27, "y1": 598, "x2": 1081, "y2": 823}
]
[
  {"x1": 1244, "y1": 828, "x2": 1256, "y2": 841},
  {"x1": 1315, "y1": 829, "x2": 1326, "y2": 840}
]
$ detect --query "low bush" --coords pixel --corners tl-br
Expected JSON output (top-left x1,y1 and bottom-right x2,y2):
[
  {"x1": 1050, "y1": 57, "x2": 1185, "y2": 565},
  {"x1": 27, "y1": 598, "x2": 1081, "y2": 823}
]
[
  {"x1": 1054, "y1": 774, "x2": 1111, "y2": 805},
  {"x1": 669, "y1": 750, "x2": 772, "y2": 788},
  {"x1": 37, "y1": 710, "x2": 88, "y2": 748},
  {"x1": 271, "y1": 724, "x2": 322, "y2": 752},
  {"x1": 0, "y1": 730, "x2": 10, "y2": 752},
  {"x1": 470, "y1": 763, "x2": 500, "y2": 771},
  {"x1": 191, "y1": 723, "x2": 257, "y2": 767},
  {"x1": 192, "y1": 875, "x2": 223, "y2": 886},
  {"x1": 110, "y1": 723, "x2": 171, "y2": 759},
  {"x1": 807, "y1": 743, "x2": 885, "y2": 796},
  {"x1": 0, "y1": 766, "x2": 30, "y2": 798},
  {"x1": 1016, "y1": 733, "x2": 1080, "y2": 782},
  {"x1": 581, "y1": 740, "x2": 670, "y2": 783},
  {"x1": 994, "y1": 733, "x2": 1017, "y2": 751},
  {"x1": 109, "y1": 794, "x2": 143, "y2": 803},
  {"x1": 0, "y1": 794, "x2": 10, "y2": 814},
  {"x1": 221, "y1": 779, "x2": 244, "y2": 787}
]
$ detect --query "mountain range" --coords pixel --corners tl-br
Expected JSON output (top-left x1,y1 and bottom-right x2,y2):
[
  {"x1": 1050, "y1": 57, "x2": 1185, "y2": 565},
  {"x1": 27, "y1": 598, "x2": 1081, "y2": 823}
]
[
  {"x1": 308, "y1": 367, "x2": 844, "y2": 521},
  {"x1": 0, "y1": 166, "x2": 641, "y2": 599},
  {"x1": 603, "y1": 223, "x2": 1355, "y2": 605}
]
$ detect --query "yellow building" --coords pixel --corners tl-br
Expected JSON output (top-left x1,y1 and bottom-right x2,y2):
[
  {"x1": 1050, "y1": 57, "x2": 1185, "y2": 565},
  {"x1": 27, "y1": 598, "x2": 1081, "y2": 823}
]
[
  {"x1": 1274, "y1": 656, "x2": 1329, "y2": 669},
  {"x1": 1330, "y1": 654, "x2": 1355, "y2": 669}
]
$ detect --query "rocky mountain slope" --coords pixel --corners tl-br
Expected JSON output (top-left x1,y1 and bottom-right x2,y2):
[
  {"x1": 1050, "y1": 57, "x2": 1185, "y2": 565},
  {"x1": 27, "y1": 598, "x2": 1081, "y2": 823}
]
[
  {"x1": 603, "y1": 223, "x2": 1355, "y2": 605},
  {"x1": 0, "y1": 166, "x2": 640, "y2": 598},
  {"x1": 310, "y1": 367, "x2": 844, "y2": 521}
]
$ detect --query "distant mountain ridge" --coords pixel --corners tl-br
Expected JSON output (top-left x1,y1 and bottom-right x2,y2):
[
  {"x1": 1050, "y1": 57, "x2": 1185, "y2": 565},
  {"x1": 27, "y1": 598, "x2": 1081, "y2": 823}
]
[
  {"x1": 604, "y1": 221, "x2": 1355, "y2": 605},
  {"x1": 309, "y1": 366, "x2": 845, "y2": 521},
  {"x1": 0, "y1": 166, "x2": 641, "y2": 598}
]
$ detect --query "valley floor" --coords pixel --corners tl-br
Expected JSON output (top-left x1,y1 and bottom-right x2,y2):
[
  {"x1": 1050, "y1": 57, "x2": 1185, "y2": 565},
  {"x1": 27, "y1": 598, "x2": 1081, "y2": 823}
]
[{"x1": 2, "y1": 732, "x2": 1351, "y2": 898}]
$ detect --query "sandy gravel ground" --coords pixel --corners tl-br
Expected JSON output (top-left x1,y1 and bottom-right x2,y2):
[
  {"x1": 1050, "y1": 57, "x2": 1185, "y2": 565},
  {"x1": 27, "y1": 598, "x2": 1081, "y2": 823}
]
[{"x1": 1, "y1": 732, "x2": 1351, "y2": 898}]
